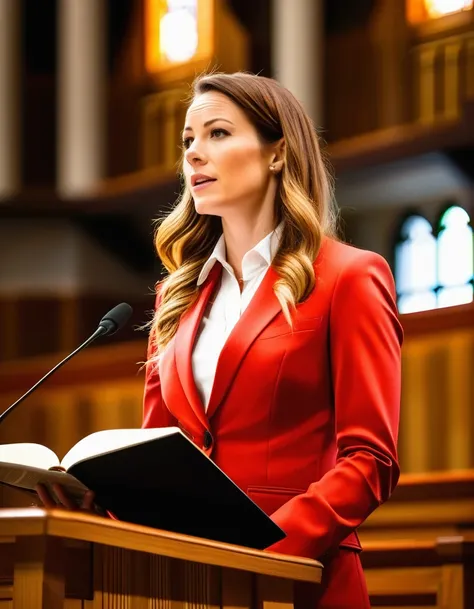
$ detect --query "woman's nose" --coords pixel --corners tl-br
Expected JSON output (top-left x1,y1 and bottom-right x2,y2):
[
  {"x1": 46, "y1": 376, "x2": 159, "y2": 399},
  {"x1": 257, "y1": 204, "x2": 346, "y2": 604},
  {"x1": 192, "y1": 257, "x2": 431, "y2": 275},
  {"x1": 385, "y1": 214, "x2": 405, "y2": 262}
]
[{"x1": 184, "y1": 142, "x2": 206, "y2": 166}]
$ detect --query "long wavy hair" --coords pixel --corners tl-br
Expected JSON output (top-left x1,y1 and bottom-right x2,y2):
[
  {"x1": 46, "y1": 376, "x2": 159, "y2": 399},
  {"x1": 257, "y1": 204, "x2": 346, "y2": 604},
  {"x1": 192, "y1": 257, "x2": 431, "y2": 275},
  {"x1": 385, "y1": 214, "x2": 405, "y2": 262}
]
[{"x1": 150, "y1": 72, "x2": 338, "y2": 354}]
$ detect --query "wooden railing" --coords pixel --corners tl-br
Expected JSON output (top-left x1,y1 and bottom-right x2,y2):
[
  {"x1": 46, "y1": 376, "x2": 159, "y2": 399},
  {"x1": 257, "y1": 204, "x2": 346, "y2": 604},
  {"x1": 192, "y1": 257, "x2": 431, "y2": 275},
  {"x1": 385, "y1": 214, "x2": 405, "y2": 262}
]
[
  {"x1": 362, "y1": 535, "x2": 474, "y2": 608},
  {"x1": 361, "y1": 470, "x2": 474, "y2": 607},
  {"x1": 413, "y1": 29, "x2": 474, "y2": 124},
  {"x1": 141, "y1": 87, "x2": 188, "y2": 173},
  {"x1": 324, "y1": 4, "x2": 474, "y2": 167},
  {"x1": 360, "y1": 469, "x2": 474, "y2": 543}
]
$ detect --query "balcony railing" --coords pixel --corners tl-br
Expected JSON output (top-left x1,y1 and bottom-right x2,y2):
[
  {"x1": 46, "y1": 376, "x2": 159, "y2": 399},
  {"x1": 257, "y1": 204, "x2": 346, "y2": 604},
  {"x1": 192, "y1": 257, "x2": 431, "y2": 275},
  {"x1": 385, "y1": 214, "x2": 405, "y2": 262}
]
[{"x1": 414, "y1": 29, "x2": 474, "y2": 123}]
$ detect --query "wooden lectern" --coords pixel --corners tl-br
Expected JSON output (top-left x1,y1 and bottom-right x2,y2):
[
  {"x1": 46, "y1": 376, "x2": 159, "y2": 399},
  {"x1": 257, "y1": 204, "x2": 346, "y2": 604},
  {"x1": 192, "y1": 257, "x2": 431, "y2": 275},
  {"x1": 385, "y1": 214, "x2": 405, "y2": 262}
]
[{"x1": 0, "y1": 508, "x2": 322, "y2": 609}]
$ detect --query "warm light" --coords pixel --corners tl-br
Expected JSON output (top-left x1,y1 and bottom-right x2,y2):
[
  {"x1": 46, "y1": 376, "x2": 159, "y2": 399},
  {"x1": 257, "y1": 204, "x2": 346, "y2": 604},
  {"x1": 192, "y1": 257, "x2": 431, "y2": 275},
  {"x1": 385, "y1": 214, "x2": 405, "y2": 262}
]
[
  {"x1": 160, "y1": 3, "x2": 198, "y2": 63},
  {"x1": 424, "y1": 0, "x2": 473, "y2": 18},
  {"x1": 145, "y1": 0, "x2": 199, "y2": 72}
]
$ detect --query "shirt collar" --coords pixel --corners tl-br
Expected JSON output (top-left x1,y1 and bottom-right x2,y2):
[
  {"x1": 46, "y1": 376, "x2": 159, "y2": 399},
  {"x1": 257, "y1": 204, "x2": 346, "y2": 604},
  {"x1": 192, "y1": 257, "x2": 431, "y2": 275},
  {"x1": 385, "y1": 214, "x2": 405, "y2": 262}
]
[{"x1": 197, "y1": 222, "x2": 284, "y2": 286}]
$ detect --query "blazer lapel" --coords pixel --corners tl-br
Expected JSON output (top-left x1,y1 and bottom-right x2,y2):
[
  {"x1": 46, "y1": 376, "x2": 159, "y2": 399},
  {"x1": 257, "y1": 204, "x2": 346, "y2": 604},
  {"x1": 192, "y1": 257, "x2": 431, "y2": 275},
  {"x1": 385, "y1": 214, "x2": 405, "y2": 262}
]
[
  {"x1": 206, "y1": 266, "x2": 281, "y2": 419},
  {"x1": 174, "y1": 263, "x2": 222, "y2": 430}
]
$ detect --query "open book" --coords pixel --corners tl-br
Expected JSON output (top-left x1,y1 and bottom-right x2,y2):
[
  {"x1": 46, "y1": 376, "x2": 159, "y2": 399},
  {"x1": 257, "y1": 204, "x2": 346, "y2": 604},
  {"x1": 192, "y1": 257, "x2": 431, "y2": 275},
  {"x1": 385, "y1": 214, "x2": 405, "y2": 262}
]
[{"x1": 0, "y1": 427, "x2": 285, "y2": 550}]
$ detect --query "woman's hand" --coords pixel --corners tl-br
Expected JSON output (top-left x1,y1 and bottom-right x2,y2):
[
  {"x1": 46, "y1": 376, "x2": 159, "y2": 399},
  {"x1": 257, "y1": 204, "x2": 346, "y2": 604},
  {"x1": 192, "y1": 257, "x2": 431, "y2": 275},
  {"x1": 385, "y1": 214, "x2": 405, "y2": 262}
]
[{"x1": 35, "y1": 483, "x2": 96, "y2": 512}]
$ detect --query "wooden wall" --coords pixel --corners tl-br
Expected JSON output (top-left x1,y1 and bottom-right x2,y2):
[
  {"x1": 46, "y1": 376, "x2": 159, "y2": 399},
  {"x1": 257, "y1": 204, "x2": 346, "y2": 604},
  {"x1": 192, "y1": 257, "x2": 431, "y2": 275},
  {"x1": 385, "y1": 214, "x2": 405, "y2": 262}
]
[
  {"x1": 0, "y1": 294, "x2": 154, "y2": 364},
  {"x1": 325, "y1": 0, "x2": 474, "y2": 140},
  {"x1": 399, "y1": 309, "x2": 474, "y2": 472},
  {"x1": 400, "y1": 329, "x2": 474, "y2": 472}
]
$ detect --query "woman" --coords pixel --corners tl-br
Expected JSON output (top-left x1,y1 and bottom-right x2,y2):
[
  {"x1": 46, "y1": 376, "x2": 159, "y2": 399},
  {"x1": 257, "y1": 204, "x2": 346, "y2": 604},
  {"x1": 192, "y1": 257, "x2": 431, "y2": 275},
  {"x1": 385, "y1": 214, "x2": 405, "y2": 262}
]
[
  {"x1": 142, "y1": 72, "x2": 402, "y2": 608},
  {"x1": 40, "y1": 72, "x2": 403, "y2": 608}
]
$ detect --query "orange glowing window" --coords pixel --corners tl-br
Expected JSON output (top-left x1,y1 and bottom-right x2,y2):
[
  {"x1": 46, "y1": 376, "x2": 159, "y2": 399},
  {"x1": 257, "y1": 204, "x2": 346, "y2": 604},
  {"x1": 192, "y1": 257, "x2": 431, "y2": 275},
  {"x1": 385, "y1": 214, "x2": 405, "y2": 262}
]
[
  {"x1": 395, "y1": 206, "x2": 474, "y2": 313},
  {"x1": 145, "y1": 0, "x2": 199, "y2": 72},
  {"x1": 426, "y1": 0, "x2": 473, "y2": 17},
  {"x1": 407, "y1": 0, "x2": 473, "y2": 23}
]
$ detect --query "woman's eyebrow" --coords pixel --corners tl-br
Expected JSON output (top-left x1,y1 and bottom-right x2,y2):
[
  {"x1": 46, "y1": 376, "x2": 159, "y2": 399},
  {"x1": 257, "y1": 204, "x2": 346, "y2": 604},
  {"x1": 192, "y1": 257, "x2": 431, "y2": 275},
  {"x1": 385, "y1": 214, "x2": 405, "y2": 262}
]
[{"x1": 183, "y1": 118, "x2": 235, "y2": 133}]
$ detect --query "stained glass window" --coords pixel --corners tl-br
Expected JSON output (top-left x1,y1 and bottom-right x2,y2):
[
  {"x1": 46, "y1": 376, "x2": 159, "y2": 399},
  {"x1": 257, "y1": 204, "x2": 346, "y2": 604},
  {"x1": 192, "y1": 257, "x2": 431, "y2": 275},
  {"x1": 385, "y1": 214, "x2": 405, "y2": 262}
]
[
  {"x1": 395, "y1": 206, "x2": 474, "y2": 313},
  {"x1": 437, "y1": 205, "x2": 474, "y2": 307},
  {"x1": 395, "y1": 215, "x2": 437, "y2": 314}
]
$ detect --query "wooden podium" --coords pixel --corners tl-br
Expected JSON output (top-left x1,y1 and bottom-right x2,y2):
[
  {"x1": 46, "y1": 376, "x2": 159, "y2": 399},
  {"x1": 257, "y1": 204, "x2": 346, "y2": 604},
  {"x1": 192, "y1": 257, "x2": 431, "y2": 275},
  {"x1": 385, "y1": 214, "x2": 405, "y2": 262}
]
[{"x1": 0, "y1": 508, "x2": 322, "y2": 609}]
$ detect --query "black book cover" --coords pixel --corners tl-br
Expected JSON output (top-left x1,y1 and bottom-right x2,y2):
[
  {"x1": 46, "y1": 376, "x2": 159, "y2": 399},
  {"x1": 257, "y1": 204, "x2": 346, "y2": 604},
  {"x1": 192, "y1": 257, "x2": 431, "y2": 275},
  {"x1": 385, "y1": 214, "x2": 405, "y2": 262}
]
[{"x1": 69, "y1": 432, "x2": 286, "y2": 550}]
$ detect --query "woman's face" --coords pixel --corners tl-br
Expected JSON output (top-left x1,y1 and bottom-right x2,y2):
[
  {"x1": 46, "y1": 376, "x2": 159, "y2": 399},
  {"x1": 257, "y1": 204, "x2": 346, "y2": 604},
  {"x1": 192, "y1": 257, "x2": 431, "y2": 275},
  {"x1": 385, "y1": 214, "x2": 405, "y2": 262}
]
[{"x1": 183, "y1": 91, "x2": 276, "y2": 218}]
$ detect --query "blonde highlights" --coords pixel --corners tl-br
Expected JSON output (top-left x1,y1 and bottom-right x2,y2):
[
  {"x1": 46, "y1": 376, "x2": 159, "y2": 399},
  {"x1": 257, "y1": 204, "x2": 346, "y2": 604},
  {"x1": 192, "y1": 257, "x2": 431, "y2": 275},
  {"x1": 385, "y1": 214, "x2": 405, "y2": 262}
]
[{"x1": 150, "y1": 72, "x2": 338, "y2": 354}]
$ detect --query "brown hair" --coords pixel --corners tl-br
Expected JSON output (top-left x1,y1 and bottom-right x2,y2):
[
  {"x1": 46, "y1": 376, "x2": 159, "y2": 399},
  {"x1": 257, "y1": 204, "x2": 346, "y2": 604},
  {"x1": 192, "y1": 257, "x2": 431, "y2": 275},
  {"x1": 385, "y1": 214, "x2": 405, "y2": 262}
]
[{"x1": 150, "y1": 72, "x2": 338, "y2": 354}]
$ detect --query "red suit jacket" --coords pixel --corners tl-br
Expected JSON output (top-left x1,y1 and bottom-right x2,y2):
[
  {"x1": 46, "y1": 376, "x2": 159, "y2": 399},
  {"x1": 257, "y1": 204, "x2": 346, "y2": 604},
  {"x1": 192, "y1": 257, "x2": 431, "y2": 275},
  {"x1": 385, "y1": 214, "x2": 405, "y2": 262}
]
[{"x1": 143, "y1": 237, "x2": 403, "y2": 607}]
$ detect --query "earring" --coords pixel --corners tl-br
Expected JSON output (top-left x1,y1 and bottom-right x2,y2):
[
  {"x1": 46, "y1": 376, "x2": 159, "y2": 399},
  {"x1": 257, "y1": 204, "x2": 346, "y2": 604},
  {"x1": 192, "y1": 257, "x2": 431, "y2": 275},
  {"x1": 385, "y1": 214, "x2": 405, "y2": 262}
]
[{"x1": 269, "y1": 165, "x2": 275, "y2": 172}]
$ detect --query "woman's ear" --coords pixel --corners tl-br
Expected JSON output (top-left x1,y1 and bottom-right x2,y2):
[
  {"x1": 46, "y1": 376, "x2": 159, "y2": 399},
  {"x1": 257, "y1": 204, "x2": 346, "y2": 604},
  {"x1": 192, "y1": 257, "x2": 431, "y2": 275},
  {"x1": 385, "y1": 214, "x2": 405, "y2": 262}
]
[{"x1": 270, "y1": 138, "x2": 285, "y2": 174}]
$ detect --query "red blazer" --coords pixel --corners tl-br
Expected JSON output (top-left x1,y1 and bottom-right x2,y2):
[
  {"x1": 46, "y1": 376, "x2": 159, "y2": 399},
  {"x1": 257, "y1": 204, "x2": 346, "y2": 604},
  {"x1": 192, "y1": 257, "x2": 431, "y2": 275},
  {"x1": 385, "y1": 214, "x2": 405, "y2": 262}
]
[{"x1": 143, "y1": 237, "x2": 402, "y2": 564}]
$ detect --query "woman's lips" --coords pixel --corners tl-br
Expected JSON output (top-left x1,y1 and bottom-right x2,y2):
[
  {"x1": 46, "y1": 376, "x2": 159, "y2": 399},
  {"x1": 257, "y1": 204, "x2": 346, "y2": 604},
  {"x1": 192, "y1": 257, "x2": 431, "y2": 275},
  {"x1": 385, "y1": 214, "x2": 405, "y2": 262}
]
[{"x1": 192, "y1": 179, "x2": 216, "y2": 191}]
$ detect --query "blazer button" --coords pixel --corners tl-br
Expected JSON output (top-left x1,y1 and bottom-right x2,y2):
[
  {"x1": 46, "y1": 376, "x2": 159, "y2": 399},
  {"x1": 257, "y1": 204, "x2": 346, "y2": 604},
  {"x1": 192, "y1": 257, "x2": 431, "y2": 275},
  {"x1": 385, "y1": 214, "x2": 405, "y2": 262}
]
[{"x1": 203, "y1": 430, "x2": 213, "y2": 450}]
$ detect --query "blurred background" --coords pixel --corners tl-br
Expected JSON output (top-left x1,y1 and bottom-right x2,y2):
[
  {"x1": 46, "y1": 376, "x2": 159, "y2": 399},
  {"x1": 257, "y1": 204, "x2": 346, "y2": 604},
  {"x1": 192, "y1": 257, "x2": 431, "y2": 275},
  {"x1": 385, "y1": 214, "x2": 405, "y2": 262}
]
[{"x1": 0, "y1": 0, "x2": 473, "y2": 526}]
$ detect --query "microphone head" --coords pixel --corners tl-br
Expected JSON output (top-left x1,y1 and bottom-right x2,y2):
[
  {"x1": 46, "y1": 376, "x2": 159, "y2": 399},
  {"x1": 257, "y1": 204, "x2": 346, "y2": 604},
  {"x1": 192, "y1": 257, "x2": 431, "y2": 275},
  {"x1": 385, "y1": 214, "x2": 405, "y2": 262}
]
[{"x1": 98, "y1": 303, "x2": 133, "y2": 336}]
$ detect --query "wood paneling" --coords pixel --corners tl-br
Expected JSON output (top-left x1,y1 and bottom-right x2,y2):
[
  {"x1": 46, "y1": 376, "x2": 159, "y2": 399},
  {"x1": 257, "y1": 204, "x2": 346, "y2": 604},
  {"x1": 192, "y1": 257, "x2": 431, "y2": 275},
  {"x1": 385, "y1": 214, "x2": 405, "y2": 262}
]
[
  {"x1": 16, "y1": 298, "x2": 62, "y2": 357},
  {"x1": 0, "y1": 341, "x2": 146, "y2": 396},
  {"x1": 325, "y1": 0, "x2": 410, "y2": 141},
  {"x1": 362, "y1": 535, "x2": 474, "y2": 608},
  {"x1": 360, "y1": 470, "x2": 474, "y2": 547},
  {"x1": 0, "y1": 294, "x2": 154, "y2": 363},
  {"x1": 324, "y1": 0, "x2": 474, "y2": 173},
  {"x1": 399, "y1": 326, "x2": 474, "y2": 473}
]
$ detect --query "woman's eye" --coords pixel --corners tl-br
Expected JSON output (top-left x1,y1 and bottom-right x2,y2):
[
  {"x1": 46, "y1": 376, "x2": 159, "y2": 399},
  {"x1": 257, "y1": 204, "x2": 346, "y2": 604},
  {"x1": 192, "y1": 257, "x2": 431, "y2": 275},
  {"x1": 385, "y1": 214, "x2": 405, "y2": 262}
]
[
  {"x1": 182, "y1": 137, "x2": 193, "y2": 149},
  {"x1": 210, "y1": 128, "x2": 229, "y2": 139}
]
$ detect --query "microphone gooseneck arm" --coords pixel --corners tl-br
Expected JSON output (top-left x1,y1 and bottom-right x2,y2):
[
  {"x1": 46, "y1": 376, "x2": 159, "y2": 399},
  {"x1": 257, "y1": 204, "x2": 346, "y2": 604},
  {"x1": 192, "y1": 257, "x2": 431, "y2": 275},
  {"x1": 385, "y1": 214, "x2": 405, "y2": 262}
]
[
  {"x1": 0, "y1": 302, "x2": 133, "y2": 425},
  {"x1": 0, "y1": 326, "x2": 107, "y2": 425}
]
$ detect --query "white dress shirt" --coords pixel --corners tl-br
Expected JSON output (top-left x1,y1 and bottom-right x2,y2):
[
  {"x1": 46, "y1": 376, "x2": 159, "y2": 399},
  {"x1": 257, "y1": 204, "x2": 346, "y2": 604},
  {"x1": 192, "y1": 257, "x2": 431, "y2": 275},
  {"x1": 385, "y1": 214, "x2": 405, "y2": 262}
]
[{"x1": 192, "y1": 224, "x2": 283, "y2": 410}]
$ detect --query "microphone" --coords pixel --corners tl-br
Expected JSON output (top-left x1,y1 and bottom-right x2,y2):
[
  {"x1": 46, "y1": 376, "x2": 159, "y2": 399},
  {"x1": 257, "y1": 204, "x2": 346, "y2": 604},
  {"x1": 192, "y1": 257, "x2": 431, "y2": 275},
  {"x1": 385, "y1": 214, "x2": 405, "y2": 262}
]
[{"x1": 0, "y1": 302, "x2": 133, "y2": 424}]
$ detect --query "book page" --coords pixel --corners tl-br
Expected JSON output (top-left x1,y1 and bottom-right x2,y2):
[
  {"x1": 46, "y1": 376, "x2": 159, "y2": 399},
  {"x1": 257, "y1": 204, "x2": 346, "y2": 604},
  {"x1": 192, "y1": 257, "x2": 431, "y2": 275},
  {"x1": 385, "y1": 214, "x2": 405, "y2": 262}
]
[
  {"x1": 0, "y1": 462, "x2": 88, "y2": 499},
  {"x1": 62, "y1": 426, "x2": 182, "y2": 471},
  {"x1": 0, "y1": 443, "x2": 59, "y2": 470}
]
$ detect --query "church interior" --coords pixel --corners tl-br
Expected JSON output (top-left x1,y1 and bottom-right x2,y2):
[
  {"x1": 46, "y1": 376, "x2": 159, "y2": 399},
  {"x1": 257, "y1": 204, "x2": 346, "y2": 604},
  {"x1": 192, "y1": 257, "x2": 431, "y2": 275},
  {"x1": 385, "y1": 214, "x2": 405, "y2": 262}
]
[{"x1": 0, "y1": 1, "x2": 473, "y2": 607}]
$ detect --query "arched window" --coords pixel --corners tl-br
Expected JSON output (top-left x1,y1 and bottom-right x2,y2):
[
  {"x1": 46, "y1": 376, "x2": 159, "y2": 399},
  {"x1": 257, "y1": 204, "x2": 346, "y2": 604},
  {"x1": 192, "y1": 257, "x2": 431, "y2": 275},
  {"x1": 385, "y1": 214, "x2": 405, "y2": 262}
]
[
  {"x1": 394, "y1": 205, "x2": 474, "y2": 313},
  {"x1": 437, "y1": 205, "x2": 473, "y2": 308},
  {"x1": 395, "y1": 215, "x2": 437, "y2": 314}
]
